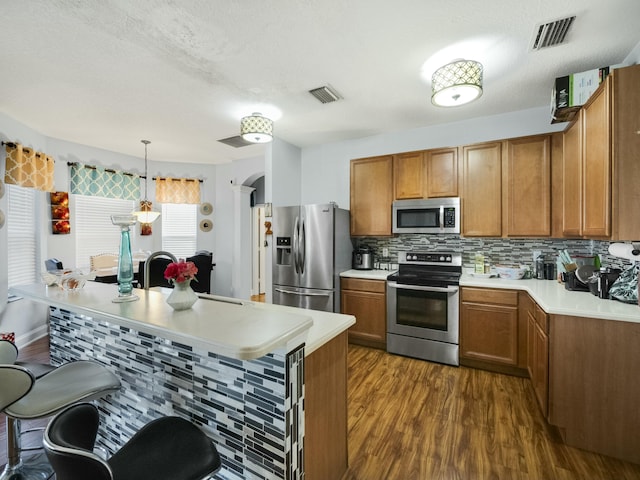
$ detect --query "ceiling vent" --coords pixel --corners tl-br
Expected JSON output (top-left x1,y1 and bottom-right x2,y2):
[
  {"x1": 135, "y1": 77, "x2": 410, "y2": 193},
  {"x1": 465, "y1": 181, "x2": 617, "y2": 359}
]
[
  {"x1": 531, "y1": 16, "x2": 576, "y2": 50},
  {"x1": 309, "y1": 85, "x2": 342, "y2": 104},
  {"x1": 217, "y1": 135, "x2": 254, "y2": 148}
]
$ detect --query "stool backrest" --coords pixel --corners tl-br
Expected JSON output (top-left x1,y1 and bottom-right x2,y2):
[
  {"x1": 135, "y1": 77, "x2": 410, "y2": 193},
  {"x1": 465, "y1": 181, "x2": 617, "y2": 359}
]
[
  {"x1": 0, "y1": 339, "x2": 19, "y2": 364},
  {"x1": 0, "y1": 365, "x2": 35, "y2": 411},
  {"x1": 44, "y1": 403, "x2": 113, "y2": 480}
]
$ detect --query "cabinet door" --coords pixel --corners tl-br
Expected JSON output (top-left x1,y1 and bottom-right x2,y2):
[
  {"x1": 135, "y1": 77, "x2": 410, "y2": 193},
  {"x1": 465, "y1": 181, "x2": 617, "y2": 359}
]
[
  {"x1": 341, "y1": 279, "x2": 386, "y2": 350},
  {"x1": 461, "y1": 142, "x2": 503, "y2": 236},
  {"x1": 460, "y1": 302, "x2": 518, "y2": 365},
  {"x1": 424, "y1": 147, "x2": 458, "y2": 198},
  {"x1": 504, "y1": 135, "x2": 551, "y2": 237},
  {"x1": 527, "y1": 313, "x2": 536, "y2": 379},
  {"x1": 350, "y1": 156, "x2": 393, "y2": 236},
  {"x1": 582, "y1": 82, "x2": 611, "y2": 237},
  {"x1": 562, "y1": 113, "x2": 583, "y2": 236},
  {"x1": 394, "y1": 151, "x2": 424, "y2": 199},
  {"x1": 533, "y1": 322, "x2": 549, "y2": 417}
]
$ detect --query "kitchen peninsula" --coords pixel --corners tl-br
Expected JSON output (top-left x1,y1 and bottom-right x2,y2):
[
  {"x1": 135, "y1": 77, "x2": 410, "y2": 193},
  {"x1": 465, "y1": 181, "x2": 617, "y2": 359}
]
[{"x1": 10, "y1": 282, "x2": 355, "y2": 480}]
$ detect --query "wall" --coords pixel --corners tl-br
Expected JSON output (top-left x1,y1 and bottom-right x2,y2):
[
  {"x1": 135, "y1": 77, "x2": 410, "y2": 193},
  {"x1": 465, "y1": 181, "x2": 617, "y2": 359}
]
[
  {"x1": 0, "y1": 112, "x2": 216, "y2": 346},
  {"x1": 214, "y1": 155, "x2": 264, "y2": 297}
]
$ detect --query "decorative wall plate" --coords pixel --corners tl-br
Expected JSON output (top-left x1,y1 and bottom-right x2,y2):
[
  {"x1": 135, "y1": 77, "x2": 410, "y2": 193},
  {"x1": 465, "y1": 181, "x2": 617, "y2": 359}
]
[
  {"x1": 0, "y1": 180, "x2": 4, "y2": 199},
  {"x1": 199, "y1": 202, "x2": 213, "y2": 215},
  {"x1": 0, "y1": 210, "x2": 5, "y2": 228},
  {"x1": 199, "y1": 219, "x2": 213, "y2": 232}
]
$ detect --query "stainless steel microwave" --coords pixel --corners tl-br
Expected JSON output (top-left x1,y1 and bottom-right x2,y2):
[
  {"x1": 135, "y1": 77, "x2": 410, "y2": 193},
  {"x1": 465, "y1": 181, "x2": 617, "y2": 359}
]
[{"x1": 392, "y1": 197, "x2": 460, "y2": 234}]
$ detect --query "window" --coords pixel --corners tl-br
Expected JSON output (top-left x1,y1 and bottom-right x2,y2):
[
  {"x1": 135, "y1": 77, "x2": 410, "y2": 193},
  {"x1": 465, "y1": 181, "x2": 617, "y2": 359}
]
[
  {"x1": 7, "y1": 184, "x2": 40, "y2": 287},
  {"x1": 75, "y1": 195, "x2": 135, "y2": 270},
  {"x1": 161, "y1": 204, "x2": 197, "y2": 259}
]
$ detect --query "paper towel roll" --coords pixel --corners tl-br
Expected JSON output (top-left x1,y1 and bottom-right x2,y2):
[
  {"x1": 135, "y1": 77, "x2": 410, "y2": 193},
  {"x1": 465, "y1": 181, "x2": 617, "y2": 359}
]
[{"x1": 608, "y1": 243, "x2": 640, "y2": 261}]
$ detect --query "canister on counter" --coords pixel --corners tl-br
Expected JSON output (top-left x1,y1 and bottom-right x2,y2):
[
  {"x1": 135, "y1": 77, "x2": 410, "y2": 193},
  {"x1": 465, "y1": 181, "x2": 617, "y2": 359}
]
[{"x1": 544, "y1": 262, "x2": 555, "y2": 280}]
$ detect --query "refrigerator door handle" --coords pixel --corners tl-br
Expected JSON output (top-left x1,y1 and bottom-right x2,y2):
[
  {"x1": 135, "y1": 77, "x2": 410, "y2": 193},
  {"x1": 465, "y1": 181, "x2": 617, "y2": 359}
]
[
  {"x1": 274, "y1": 288, "x2": 331, "y2": 297},
  {"x1": 299, "y1": 219, "x2": 306, "y2": 275},
  {"x1": 293, "y1": 216, "x2": 300, "y2": 274}
]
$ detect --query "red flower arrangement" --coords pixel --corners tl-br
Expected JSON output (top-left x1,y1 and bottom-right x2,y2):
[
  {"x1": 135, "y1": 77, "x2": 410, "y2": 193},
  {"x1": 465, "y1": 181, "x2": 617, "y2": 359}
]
[{"x1": 164, "y1": 260, "x2": 198, "y2": 284}]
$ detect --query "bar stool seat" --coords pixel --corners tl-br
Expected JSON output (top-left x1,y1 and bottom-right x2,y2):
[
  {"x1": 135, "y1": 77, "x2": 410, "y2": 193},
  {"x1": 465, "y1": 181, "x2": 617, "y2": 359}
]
[
  {"x1": 1, "y1": 360, "x2": 121, "y2": 480},
  {"x1": 44, "y1": 402, "x2": 222, "y2": 480}
]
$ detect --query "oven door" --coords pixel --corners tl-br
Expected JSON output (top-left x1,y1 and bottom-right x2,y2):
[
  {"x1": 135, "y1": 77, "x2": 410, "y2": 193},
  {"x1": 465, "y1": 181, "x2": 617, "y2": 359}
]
[{"x1": 386, "y1": 281, "x2": 459, "y2": 345}]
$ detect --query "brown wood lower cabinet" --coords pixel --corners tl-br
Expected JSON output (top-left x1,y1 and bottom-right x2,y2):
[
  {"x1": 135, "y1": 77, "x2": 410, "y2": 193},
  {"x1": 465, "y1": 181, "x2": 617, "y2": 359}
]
[
  {"x1": 305, "y1": 331, "x2": 349, "y2": 479},
  {"x1": 341, "y1": 277, "x2": 386, "y2": 349},
  {"x1": 460, "y1": 287, "x2": 525, "y2": 375},
  {"x1": 549, "y1": 314, "x2": 640, "y2": 465}
]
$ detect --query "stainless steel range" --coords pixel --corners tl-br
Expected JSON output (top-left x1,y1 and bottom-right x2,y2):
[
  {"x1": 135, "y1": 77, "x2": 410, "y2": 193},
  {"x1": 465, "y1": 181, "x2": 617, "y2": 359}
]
[{"x1": 386, "y1": 251, "x2": 462, "y2": 366}]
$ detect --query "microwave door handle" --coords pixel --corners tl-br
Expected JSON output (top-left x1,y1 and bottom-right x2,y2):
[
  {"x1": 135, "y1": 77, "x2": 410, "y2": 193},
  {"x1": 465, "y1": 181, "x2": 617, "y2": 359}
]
[
  {"x1": 293, "y1": 216, "x2": 300, "y2": 273},
  {"x1": 439, "y1": 206, "x2": 444, "y2": 230}
]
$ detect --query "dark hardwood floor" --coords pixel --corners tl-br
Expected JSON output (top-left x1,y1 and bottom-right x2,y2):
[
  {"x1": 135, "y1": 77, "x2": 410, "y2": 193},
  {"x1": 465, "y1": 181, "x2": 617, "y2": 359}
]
[
  {"x1": 3, "y1": 337, "x2": 640, "y2": 479},
  {"x1": 344, "y1": 345, "x2": 640, "y2": 480}
]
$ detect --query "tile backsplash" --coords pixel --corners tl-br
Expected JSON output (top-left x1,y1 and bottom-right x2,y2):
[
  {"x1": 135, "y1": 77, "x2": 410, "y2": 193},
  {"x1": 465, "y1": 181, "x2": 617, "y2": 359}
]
[{"x1": 353, "y1": 235, "x2": 635, "y2": 271}]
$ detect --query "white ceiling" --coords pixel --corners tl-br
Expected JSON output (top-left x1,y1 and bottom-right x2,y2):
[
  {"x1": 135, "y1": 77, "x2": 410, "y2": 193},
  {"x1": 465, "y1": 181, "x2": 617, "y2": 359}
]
[{"x1": 1, "y1": 0, "x2": 638, "y2": 165}]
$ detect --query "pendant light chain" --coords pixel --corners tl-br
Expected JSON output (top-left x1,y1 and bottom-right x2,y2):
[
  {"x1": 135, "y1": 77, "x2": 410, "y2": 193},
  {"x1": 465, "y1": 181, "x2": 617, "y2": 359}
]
[{"x1": 141, "y1": 139, "x2": 150, "y2": 200}]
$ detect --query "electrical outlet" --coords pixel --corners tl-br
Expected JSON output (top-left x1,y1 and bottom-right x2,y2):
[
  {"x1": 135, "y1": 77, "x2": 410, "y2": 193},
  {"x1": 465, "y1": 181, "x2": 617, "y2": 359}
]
[{"x1": 382, "y1": 247, "x2": 389, "y2": 258}]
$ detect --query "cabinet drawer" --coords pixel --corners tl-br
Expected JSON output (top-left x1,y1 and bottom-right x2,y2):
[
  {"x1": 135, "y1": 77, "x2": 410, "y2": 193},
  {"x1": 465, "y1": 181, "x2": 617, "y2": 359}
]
[
  {"x1": 461, "y1": 287, "x2": 518, "y2": 306},
  {"x1": 341, "y1": 277, "x2": 386, "y2": 293}
]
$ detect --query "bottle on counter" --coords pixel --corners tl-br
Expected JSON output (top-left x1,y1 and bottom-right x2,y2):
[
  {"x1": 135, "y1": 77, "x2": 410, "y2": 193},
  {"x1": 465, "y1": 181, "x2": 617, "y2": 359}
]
[{"x1": 535, "y1": 255, "x2": 545, "y2": 280}]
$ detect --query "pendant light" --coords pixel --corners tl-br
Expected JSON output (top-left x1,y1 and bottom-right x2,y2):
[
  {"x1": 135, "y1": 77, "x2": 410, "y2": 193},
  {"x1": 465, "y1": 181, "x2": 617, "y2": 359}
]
[
  {"x1": 132, "y1": 140, "x2": 160, "y2": 223},
  {"x1": 431, "y1": 60, "x2": 483, "y2": 107}
]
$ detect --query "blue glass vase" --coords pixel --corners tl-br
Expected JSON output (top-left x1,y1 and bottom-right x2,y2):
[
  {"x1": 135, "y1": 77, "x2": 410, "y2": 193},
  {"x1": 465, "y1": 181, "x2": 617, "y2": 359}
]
[{"x1": 111, "y1": 215, "x2": 139, "y2": 303}]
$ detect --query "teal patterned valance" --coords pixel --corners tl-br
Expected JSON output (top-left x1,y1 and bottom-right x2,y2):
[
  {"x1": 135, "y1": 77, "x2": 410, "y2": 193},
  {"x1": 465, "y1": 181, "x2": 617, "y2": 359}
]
[{"x1": 70, "y1": 163, "x2": 140, "y2": 200}]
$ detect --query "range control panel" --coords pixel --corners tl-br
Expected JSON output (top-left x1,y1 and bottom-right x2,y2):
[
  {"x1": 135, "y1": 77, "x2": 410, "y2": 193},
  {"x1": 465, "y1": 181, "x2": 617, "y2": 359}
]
[{"x1": 399, "y1": 251, "x2": 462, "y2": 266}]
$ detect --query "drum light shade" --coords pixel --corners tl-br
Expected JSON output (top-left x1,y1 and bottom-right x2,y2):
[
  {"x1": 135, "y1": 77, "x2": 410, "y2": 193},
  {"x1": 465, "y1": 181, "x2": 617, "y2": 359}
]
[
  {"x1": 240, "y1": 113, "x2": 273, "y2": 143},
  {"x1": 431, "y1": 60, "x2": 483, "y2": 107}
]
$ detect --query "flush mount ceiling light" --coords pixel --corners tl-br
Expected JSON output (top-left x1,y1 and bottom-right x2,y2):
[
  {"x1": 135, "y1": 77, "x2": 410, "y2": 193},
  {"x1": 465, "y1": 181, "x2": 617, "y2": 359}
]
[
  {"x1": 132, "y1": 140, "x2": 161, "y2": 224},
  {"x1": 240, "y1": 113, "x2": 273, "y2": 143},
  {"x1": 431, "y1": 60, "x2": 483, "y2": 107}
]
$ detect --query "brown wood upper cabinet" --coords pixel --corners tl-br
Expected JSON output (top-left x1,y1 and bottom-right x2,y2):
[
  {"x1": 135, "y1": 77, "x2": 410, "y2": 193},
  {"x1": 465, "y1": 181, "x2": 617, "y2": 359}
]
[
  {"x1": 425, "y1": 147, "x2": 458, "y2": 198},
  {"x1": 503, "y1": 135, "x2": 551, "y2": 237},
  {"x1": 561, "y1": 64, "x2": 640, "y2": 240},
  {"x1": 393, "y1": 147, "x2": 458, "y2": 200},
  {"x1": 461, "y1": 141, "x2": 503, "y2": 237},
  {"x1": 394, "y1": 151, "x2": 423, "y2": 199},
  {"x1": 350, "y1": 155, "x2": 393, "y2": 236}
]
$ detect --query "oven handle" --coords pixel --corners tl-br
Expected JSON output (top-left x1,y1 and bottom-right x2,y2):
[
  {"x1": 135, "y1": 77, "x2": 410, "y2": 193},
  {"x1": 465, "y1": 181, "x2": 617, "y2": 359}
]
[{"x1": 387, "y1": 281, "x2": 459, "y2": 294}]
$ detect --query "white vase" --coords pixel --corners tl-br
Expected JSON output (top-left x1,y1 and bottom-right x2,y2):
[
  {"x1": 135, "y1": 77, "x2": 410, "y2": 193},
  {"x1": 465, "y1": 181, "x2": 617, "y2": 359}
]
[{"x1": 166, "y1": 280, "x2": 198, "y2": 311}]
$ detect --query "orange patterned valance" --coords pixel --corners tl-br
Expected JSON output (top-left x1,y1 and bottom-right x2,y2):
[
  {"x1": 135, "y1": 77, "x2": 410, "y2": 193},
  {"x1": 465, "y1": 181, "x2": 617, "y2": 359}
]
[
  {"x1": 4, "y1": 142, "x2": 55, "y2": 192},
  {"x1": 155, "y1": 177, "x2": 201, "y2": 204}
]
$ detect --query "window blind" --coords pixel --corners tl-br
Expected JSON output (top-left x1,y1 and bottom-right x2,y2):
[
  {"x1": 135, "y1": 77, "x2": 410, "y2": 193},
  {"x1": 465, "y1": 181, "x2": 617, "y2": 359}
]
[
  {"x1": 161, "y1": 204, "x2": 197, "y2": 259},
  {"x1": 75, "y1": 195, "x2": 135, "y2": 270},
  {"x1": 7, "y1": 184, "x2": 39, "y2": 287}
]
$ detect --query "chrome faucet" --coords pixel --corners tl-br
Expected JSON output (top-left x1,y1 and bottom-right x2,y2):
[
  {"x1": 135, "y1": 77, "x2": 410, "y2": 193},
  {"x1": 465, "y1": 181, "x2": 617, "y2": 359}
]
[{"x1": 143, "y1": 251, "x2": 178, "y2": 290}]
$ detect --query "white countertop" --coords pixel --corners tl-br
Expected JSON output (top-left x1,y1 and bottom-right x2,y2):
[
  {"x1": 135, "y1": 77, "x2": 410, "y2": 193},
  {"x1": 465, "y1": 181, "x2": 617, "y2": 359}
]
[
  {"x1": 339, "y1": 269, "x2": 639, "y2": 324},
  {"x1": 460, "y1": 274, "x2": 640, "y2": 324},
  {"x1": 340, "y1": 269, "x2": 394, "y2": 280},
  {"x1": 10, "y1": 282, "x2": 355, "y2": 360}
]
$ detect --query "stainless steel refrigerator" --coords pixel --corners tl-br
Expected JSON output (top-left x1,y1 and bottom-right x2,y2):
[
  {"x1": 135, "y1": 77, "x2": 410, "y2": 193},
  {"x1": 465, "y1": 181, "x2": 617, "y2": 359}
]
[{"x1": 272, "y1": 203, "x2": 352, "y2": 312}]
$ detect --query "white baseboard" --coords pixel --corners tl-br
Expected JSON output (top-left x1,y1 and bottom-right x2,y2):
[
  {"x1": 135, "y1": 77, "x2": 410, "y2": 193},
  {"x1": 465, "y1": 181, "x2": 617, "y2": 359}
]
[{"x1": 15, "y1": 325, "x2": 49, "y2": 350}]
